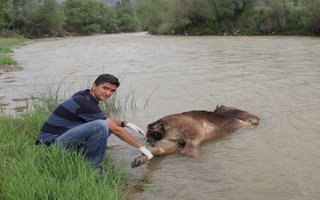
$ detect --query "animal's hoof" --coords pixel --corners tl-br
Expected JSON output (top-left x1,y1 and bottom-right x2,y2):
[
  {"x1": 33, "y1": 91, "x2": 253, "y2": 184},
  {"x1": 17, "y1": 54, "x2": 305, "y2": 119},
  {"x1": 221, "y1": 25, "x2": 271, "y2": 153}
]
[{"x1": 131, "y1": 158, "x2": 142, "y2": 168}]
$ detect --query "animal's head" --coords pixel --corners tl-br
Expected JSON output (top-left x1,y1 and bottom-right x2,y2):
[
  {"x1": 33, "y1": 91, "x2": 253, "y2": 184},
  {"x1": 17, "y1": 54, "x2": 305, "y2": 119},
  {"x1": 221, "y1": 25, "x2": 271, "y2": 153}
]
[
  {"x1": 214, "y1": 105, "x2": 260, "y2": 127},
  {"x1": 146, "y1": 119, "x2": 165, "y2": 144}
]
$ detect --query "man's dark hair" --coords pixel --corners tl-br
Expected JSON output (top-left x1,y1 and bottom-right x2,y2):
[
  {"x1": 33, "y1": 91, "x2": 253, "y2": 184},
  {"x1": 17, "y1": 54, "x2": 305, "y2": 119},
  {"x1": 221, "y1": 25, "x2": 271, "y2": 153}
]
[{"x1": 94, "y1": 74, "x2": 120, "y2": 87}]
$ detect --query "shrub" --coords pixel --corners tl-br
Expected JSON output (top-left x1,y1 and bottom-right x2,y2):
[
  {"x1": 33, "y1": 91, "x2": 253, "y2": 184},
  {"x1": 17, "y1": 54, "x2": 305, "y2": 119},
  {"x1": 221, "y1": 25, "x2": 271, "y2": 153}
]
[
  {"x1": 2, "y1": 0, "x2": 65, "y2": 38},
  {"x1": 63, "y1": 0, "x2": 118, "y2": 35}
]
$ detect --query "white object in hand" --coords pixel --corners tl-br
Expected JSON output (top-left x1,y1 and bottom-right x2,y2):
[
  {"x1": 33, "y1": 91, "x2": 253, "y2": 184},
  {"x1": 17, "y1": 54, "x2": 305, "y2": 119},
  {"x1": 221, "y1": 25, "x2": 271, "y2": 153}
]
[
  {"x1": 138, "y1": 146, "x2": 153, "y2": 160},
  {"x1": 126, "y1": 122, "x2": 146, "y2": 137}
]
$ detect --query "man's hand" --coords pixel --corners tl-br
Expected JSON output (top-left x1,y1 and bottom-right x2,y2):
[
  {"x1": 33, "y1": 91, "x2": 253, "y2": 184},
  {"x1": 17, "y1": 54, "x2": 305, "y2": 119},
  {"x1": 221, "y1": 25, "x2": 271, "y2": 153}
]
[
  {"x1": 138, "y1": 146, "x2": 153, "y2": 160},
  {"x1": 126, "y1": 122, "x2": 146, "y2": 137}
]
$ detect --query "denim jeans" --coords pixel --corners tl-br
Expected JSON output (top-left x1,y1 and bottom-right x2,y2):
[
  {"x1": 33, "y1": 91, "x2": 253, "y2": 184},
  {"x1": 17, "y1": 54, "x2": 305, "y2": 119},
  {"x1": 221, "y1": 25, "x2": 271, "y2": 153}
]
[{"x1": 55, "y1": 119, "x2": 110, "y2": 166}]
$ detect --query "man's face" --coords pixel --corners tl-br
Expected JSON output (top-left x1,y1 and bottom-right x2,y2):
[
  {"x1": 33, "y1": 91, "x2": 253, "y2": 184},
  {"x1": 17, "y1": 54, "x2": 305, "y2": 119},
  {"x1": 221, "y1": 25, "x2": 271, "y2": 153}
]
[{"x1": 90, "y1": 82, "x2": 117, "y2": 101}]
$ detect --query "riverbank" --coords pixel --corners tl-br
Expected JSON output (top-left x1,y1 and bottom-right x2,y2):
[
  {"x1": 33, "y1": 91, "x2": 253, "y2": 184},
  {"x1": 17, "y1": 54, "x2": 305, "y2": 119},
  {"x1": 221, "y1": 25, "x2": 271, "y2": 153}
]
[
  {"x1": 0, "y1": 106, "x2": 127, "y2": 200},
  {"x1": 0, "y1": 82, "x2": 129, "y2": 199},
  {"x1": 0, "y1": 37, "x2": 129, "y2": 200},
  {"x1": 0, "y1": 38, "x2": 26, "y2": 74}
]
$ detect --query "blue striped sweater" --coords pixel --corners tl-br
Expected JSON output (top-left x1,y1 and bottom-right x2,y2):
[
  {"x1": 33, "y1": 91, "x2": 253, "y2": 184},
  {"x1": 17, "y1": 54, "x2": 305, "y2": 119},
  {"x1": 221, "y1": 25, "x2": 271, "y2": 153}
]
[{"x1": 36, "y1": 89, "x2": 106, "y2": 145}]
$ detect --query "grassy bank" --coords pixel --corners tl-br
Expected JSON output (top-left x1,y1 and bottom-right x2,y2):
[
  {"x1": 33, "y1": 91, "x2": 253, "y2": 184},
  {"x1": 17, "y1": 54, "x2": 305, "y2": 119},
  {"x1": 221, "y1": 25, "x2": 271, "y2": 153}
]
[
  {"x1": 0, "y1": 93, "x2": 128, "y2": 199},
  {"x1": 0, "y1": 38, "x2": 26, "y2": 68}
]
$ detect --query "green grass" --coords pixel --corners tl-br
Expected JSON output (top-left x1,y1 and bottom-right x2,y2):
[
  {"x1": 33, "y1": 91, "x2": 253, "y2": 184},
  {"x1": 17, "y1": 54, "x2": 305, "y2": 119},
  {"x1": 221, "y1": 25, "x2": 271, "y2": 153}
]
[
  {"x1": 0, "y1": 56, "x2": 17, "y2": 65},
  {"x1": 0, "y1": 38, "x2": 26, "y2": 50},
  {"x1": 0, "y1": 47, "x2": 12, "y2": 53},
  {"x1": 0, "y1": 98, "x2": 127, "y2": 200},
  {"x1": 0, "y1": 37, "x2": 26, "y2": 67}
]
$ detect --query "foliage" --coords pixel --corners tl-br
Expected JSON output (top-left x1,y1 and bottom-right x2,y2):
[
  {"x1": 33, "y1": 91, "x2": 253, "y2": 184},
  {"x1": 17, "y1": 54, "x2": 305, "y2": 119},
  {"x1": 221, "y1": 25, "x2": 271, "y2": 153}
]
[
  {"x1": 135, "y1": 0, "x2": 172, "y2": 34},
  {"x1": 1, "y1": 0, "x2": 320, "y2": 38},
  {"x1": 135, "y1": 0, "x2": 258, "y2": 35},
  {"x1": 63, "y1": 0, "x2": 118, "y2": 34},
  {"x1": 114, "y1": 0, "x2": 141, "y2": 32},
  {"x1": 135, "y1": 0, "x2": 320, "y2": 36},
  {"x1": 0, "y1": 0, "x2": 140, "y2": 37},
  {"x1": 1, "y1": 0, "x2": 65, "y2": 38},
  {"x1": 306, "y1": 0, "x2": 320, "y2": 35}
]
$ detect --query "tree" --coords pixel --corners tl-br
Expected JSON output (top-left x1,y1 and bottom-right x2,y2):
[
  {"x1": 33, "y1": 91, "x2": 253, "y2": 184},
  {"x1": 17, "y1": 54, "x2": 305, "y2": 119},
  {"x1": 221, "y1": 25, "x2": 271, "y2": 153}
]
[
  {"x1": 1, "y1": 0, "x2": 65, "y2": 37},
  {"x1": 29, "y1": 0, "x2": 66, "y2": 37},
  {"x1": 114, "y1": 0, "x2": 140, "y2": 32},
  {"x1": 306, "y1": 0, "x2": 320, "y2": 35},
  {"x1": 135, "y1": 0, "x2": 172, "y2": 33},
  {"x1": 135, "y1": 0, "x2": 259, "y2": 35},
  {"x1": 63, "y1": 0, "x2": 117, "y2": 34}
]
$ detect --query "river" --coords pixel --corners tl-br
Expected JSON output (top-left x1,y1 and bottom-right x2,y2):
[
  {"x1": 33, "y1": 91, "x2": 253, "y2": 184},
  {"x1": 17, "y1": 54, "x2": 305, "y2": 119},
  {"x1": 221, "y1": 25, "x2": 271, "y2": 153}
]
[{"x1": 1, "y1": 32, "x2": 320, "y2": 200}]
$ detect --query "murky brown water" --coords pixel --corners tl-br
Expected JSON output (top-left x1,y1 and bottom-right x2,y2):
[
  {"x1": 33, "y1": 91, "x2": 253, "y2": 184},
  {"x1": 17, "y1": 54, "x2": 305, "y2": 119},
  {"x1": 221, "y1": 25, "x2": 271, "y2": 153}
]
[{"x1": 2, "y1": 33, "x2": 320, "y2": 200}]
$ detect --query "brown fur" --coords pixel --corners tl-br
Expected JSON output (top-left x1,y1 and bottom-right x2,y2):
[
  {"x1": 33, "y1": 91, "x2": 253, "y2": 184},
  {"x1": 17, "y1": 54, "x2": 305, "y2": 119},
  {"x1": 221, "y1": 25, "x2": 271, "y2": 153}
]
[{"x1": 131, "y1": 105, "x2": 259, "y2": 168}]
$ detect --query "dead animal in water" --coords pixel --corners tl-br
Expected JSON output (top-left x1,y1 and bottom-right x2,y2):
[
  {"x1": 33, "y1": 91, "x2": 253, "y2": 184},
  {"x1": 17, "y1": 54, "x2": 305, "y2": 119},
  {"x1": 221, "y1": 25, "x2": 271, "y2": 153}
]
[{"x1": 131, "y1": 105, "x2": 260, "y2": 168}]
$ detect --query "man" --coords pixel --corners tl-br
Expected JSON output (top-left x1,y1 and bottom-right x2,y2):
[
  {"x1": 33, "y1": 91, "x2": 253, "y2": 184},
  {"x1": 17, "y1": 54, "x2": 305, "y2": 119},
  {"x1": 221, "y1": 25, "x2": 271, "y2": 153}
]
[{"x1": 35, "y1": 73, "x2": 153, "y2": 167}]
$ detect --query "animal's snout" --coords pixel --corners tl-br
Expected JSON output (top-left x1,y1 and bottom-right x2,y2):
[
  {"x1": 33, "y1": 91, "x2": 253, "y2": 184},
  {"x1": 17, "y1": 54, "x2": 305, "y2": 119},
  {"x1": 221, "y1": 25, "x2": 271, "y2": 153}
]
[{"x1": 146, "y1": 131, "x2": 164, "y2": 144}]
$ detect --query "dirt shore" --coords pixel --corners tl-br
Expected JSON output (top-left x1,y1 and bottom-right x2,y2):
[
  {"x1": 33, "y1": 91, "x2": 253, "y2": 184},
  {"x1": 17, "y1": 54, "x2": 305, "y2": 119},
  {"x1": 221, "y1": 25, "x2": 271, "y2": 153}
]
[{"x1": 0, "y1": 64, "x2": 22, "y2": 75}]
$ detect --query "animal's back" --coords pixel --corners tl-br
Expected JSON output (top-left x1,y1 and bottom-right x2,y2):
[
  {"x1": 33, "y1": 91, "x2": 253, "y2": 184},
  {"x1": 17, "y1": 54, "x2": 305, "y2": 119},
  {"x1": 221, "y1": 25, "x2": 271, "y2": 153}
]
[{"x1": 166, "y1": 110, "x2": 241, "y2": 140}]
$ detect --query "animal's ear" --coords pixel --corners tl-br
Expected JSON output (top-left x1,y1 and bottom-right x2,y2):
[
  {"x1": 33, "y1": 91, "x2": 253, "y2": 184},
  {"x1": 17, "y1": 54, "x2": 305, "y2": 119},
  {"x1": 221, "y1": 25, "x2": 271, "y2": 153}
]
[{"x1": 215, "y1": 105, "x2": 226, "y2": 112}]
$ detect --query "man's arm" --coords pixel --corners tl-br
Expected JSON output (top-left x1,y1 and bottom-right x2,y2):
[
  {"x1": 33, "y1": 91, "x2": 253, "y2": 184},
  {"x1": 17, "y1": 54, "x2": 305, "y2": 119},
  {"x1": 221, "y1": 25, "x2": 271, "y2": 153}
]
[
  {"x1": 112, "y1": 120, "x2": 127, "y2": 127},
  {"x1": 106, "y1": 119, "x2": 153, "y2": 160},
  {"x1": 111, "y1": 119, "x2": 146, "y2": 137},
  {"x1": 106, "y1": 118, "x2": 141, "y2": 148}
]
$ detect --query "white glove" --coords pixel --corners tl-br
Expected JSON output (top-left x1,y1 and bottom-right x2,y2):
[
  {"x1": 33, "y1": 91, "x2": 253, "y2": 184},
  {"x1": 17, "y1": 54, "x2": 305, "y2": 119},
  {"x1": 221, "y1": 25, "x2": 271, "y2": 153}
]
[
  {"x1": 126, "y1": 122, "x2": 146, "y2": 137},
  {"x1": 139, "y1": 146, "x2": 153, "y2": 160}
]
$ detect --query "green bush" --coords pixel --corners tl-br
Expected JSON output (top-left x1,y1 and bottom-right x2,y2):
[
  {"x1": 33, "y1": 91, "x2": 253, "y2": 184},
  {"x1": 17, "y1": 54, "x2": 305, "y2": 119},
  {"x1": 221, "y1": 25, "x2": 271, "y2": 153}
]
[
  {"x1": 114, "y1": 0, "x2": 141, "y2": 32},
  {"x1": 63, "y1": 0, "x2": 118, "y2": 35},
  {"x1": 135, "y1": 0, "x2": 320, "y2": 36},
  {"x1": 307, "y1": 1, "x2": 320, "y2": 35},
  {"x1": 2, "y1": 0, "x2": 65, "y2": 38}
]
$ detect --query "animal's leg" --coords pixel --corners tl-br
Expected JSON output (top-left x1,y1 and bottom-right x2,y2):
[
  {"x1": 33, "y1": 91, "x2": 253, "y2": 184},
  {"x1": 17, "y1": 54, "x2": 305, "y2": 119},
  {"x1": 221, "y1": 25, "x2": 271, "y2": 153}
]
[
  {"x1": 180, "y1": 140, "x2": 201, "y2": 157},
  {"x1": 131, "y1": 139, "x2": 180, "y2": 168}
]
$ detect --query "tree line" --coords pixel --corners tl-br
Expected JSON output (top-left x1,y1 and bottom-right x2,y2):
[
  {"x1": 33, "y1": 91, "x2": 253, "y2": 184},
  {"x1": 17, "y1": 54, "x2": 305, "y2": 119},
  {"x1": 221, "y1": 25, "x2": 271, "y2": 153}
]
[
  {"x1": 135, "y1": 0, "x2": 320, "y2": 36},
  {"x1": 0, "y1": 0, "x2": 139, "y2": 38},
  {"x1": 1, "y1": 0, "x2": 319, "y2": 38}
]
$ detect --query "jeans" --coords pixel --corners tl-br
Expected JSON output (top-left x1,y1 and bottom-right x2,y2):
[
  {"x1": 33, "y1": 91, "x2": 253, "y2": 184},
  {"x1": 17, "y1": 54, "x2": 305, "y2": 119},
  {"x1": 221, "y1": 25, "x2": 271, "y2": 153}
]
[{"x1": 55, "y1": 119, "x2": 110, "y2": 166}]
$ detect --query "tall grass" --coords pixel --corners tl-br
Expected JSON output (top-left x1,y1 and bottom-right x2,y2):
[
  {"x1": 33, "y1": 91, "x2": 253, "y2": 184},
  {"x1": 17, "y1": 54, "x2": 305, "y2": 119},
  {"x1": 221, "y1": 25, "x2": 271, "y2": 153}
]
[
  {"x1": 0, "y1": 92, "x2": 127, "y2": 200},
  {"x1": 1, "y1": 144, "x2": 125, "y2": 200},
  {"x1": 100, "y1": 88, "x2": 138, "y2": 119}
]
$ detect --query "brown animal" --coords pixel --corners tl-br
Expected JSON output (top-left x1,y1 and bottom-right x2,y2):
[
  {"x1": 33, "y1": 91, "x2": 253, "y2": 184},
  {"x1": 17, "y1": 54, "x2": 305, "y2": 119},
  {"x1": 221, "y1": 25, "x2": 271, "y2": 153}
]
[{"x1": 131, "y1": 105, "x2": 260, "y2": 168}]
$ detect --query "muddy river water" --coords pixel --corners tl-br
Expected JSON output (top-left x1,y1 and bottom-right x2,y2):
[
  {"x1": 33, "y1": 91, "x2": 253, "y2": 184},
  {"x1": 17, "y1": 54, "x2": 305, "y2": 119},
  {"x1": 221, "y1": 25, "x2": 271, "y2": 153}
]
[{"x1": 1, "y1": 33, "x2": 320, "y2": 200}]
